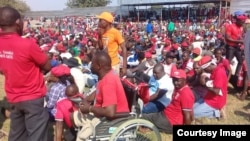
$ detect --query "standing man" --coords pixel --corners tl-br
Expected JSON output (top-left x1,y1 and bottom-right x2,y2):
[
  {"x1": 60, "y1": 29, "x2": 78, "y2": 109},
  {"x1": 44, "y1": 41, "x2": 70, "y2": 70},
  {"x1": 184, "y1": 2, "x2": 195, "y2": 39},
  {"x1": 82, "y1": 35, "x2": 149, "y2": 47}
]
[
  {"x1": 167, "y1": 20, "x2": 175, "y2": 38},
  {"x1": 146, "y1": 20, "x2": 153, "y2": 36},
  {"x1": 225, "y1": 12, "x2": 247, "y2": 76},
  {"x1": 0, "y1": 6, "x2": 51, "y2": 141},
  {"x1": 96, "y1": 12, "x2": 127, "y2": 76}
]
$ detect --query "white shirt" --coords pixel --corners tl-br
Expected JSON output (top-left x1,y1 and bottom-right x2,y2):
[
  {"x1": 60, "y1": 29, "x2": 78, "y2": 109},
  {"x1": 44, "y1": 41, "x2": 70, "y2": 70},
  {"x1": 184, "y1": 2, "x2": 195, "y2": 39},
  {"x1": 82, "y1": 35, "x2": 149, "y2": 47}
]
[
  {"x1": 157, "y1": 74, "x2": 174, "y2": 106},
  {"x1": 192, "y1": 41, "x2": 204, "y2": 52},
  {"x1": 60, "y1": 52, "x2": 72, "y2": 60},
  {"x1": 163, "y1": 63, "x2": 174, "y2": 76},
  {"x1": 70, "y1": 67, "x2": 86, "y2": 94}
]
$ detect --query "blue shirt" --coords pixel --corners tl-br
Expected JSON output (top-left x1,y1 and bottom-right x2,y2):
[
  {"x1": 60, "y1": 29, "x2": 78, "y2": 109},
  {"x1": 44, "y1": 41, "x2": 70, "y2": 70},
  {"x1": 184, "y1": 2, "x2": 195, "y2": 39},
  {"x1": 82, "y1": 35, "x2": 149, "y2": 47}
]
[
  {"x1": 46, "y1": 82, "x2": 69, "y2": 116},
  {"x1": 146, "y1": 23, "x2": 153, "y2": 33}
]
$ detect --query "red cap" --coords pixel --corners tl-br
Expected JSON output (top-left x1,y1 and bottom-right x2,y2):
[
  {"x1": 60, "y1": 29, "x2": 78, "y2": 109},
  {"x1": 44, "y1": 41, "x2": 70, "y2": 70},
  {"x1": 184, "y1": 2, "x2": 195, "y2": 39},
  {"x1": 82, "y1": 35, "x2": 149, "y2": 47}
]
[
  {"x1": 181, "y1": 42, "x2": 189, "y2": 47},
  {"x1": 198, "y1": 56, "x2": 212, "y2": 66},
  {"x1": 56, "y1": 43, "x2": 66, "y2": 52},
  {"x1": 192, "y1": 48, "x2": 201, "y2": 55},
  {"x1": 236, "y1": 15, "x2": 247, "y2": 21},
  {"x1": 51, "y1": 65, "x2": 70, "y2": 77},
  {"x1": 145, "y1": 52, "x2": 152, "y2": 58},
  {"x1": 172, "y1": 44, "x2": 179, "y2": 50},
  {"x1": 172, "y1": 69, "x2": 187, "y2": 79}
]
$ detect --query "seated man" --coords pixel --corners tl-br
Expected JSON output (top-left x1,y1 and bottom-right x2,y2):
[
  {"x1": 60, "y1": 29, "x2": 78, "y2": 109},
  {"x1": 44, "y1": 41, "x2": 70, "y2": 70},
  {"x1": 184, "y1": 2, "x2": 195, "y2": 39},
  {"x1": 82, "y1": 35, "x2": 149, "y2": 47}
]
[
  {"x1": 71, "y1": 51, "x2": 130, "y2": 139},
  {"x1": 81, "y1": 53, "x2": 98, "y2": 88},
  {"x1": 55, "y1": 84, "x2": 82, "y2": 141},
  {"x1": 141, "y1": 69, "x2": 195, "y2": 133},
  {"x1": 143, "y1": 52, "x2": 157, "y2": 77},
  {"x1": 127, "y1": 45, "x2": 142, "y2": 68},
  {"x1": 189, "y1": 62, "x2": 210, "y2": 102},
  {"x1": 194, "y1": 56, "x2": 228, "y2": 119},
  {"x1": 126, "y1": 51, "x2": 146, "y2": 77},
  {"x1": 163, "y1": 51, "x2": 177, "y2": 76},
  {"x1": 142, "y1": 63, "x2": 174, "y2": 113},
  {"x1": 213, "y1": 48, "x2": 232, "y2": 82},
  {"x1": 179, "y1": 51, "x2": 195, "y2": 83}
]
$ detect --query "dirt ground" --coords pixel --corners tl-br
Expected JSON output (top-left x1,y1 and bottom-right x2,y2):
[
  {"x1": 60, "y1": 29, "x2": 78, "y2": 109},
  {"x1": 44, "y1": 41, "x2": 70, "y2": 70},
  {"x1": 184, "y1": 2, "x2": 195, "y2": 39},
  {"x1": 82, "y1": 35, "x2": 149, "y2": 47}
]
[{"x1": 0, "y1": 75, "x2": 249, "y2": 141}]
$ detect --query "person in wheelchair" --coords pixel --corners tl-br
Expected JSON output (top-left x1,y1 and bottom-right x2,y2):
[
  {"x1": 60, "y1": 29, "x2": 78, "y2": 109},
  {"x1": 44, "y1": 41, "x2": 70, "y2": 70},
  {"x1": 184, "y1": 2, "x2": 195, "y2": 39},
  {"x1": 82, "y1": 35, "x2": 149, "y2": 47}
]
[
  {"x1": 71, "y1": 51, "x2": 130, "y2": 140},
  {"x1": 141, "y1": 69, "x2": 195, "y2": 133}
]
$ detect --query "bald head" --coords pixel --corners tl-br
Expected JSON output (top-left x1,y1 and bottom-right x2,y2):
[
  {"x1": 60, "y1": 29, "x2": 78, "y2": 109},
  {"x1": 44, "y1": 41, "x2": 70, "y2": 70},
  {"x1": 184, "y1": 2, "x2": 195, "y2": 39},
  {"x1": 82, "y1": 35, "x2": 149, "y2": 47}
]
[
  {"x1": 0, "y1": 6, "x2": 21, "y2": 27},
  {"x1": 95, "y1": 51, "x2": 111, "y2": 68},
  {"x1": 153, "y1": 63, "x2": 165, "y2": 80},
  {"x1": 153, "y1": 63, "x2": 164, "y2": 72},
  {"x1": 91, "y1": 51, "x2": 112, "y2": 75},
  {"x1": 65, "y1": 84, "x2": 79, "y2": 97}
]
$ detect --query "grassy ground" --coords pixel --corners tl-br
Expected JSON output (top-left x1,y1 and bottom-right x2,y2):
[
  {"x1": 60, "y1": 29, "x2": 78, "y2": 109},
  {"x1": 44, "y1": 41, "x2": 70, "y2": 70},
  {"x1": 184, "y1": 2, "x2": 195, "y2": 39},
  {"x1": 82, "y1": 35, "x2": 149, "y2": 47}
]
[{"x1": 0, "y1": 75, "x2": 249, "y2": 141}]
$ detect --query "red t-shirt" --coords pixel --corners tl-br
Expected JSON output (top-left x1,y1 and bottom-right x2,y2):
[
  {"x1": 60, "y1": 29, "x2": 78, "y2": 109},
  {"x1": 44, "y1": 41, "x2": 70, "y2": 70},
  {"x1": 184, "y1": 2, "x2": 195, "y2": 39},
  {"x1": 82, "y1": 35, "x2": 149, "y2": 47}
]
[
  {"x1": 164, "y1": 85, "x2": 194, "y2": 125},
  {"x1": 204, "y1": 66, "x2": 228, "y2": 109},
  {"x1": 55, "y1": 98, "x2": 77, "y2": 128},
  {"x1": 181, "y1": 59, "x2": 194, "y2": 77},
  {"x1": 0, "y1": 33, "x2": 48, "y2": 103},
  {"x1": 94, "y1": 70, "x2": 129, "y2": 113},
  {"x1": 225, "y1": 23, "x2": 243, "y2": 47},
  {"x1": 217, "y1": 58, "x2": 230, "y2": 74}
]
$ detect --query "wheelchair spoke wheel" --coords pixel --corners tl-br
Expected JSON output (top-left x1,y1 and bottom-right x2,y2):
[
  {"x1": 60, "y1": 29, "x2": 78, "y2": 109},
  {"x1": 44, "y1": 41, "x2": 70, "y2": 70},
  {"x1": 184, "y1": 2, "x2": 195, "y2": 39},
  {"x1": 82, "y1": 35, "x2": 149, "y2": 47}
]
[{"x1": 110, "y1": 119, "x2": 161, "y2": 141}]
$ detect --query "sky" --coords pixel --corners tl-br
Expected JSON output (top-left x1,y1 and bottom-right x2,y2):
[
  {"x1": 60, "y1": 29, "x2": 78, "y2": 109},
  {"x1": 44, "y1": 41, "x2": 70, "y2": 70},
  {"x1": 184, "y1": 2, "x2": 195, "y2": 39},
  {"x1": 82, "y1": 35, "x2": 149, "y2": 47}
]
[{"x1": 25, "y1": 0, "x2": 118, "y2": 11}]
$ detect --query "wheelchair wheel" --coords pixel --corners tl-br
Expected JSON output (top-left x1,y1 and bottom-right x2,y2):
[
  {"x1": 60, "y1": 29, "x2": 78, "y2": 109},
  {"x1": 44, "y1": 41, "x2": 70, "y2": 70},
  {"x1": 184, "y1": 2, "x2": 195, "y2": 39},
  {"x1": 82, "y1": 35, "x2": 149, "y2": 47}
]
[{"x1": 110, "y1": 119, "x2": 161, "y2": 141}]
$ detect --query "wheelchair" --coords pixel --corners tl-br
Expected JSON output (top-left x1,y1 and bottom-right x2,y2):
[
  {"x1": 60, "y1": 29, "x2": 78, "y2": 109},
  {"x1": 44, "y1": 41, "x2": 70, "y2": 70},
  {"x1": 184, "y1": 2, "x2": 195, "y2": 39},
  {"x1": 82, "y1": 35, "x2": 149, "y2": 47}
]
[{"x1": 73, "y1": 76, "x2": 162, "y2": 141}]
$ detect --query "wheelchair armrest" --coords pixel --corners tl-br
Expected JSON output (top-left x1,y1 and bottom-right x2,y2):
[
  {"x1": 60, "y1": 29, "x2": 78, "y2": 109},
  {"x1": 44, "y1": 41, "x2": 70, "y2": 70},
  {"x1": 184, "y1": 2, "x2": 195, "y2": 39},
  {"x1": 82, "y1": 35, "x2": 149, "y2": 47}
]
[
  {"x1": 114, "y1": 112, "x2": 131, "y2": 118},
  {"x1": 107, "y1": 112, "x2": 131, "y2": 120}
]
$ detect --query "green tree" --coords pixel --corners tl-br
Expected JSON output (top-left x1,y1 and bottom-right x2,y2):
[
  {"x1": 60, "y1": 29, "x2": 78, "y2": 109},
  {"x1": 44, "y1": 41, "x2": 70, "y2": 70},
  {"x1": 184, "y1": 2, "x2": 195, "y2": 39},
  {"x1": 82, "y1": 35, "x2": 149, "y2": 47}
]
[
  {"x1": 66, "y1": 0, "x2": 111, "y2": 8},
  {"x1": 0, "y1": 0, "x2": 30, "y2": 13}
]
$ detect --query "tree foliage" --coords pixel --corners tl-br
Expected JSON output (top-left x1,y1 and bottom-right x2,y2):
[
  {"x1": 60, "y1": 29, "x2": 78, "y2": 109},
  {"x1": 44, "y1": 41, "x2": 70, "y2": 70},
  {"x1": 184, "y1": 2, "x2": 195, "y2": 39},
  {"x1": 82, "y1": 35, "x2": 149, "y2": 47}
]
[
  {"x1": 66, "y1": 0, "x2": 111, "y2": 8},
  {"x1": 0, "y1": 0, "x2": 30, "y2": 13}
]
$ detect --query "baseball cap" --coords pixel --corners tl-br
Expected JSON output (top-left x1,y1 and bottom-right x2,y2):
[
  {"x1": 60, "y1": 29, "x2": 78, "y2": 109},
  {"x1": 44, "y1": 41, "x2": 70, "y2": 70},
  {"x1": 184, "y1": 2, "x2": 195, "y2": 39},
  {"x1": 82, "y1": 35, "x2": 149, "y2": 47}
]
[
  {"x1": 234, "y1": 11, "x2": 247, "y2": 21},
  {"x1": 145, "y1": 52, "x2": 152, "y2": 58},
  {"x1": 51, "y1": 65, "x2": 70, "y2": 77},
  {"x1": 236, "y1": 15, "x2": 247, "y2": 21},
  {"x1": 192, "y1": 48, "x2": 201, "y2": 55},
  {"x1": 198, "y1": 56, "x2": 212, "y2": 69},
  {"x1": 96, "y1": 12, "x2": 114, "y2": 23},
  {"x1": 172, "y1": 69, "x2": 187, "y2": 79},
  {"x1": 181, "y1": 42, "x2": 189, "y2": 47}
]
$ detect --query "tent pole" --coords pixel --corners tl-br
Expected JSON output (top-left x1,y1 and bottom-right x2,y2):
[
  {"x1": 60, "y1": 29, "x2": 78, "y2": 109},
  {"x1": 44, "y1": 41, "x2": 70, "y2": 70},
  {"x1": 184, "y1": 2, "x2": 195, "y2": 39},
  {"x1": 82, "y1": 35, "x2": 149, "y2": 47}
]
[
  {"x1": 225, "y1": 0, "x2": 228, "y2": 19},
  {"x1": 188, "y1": 4, "x2": 190, "y2": 31},
  {"x1": 120, "y1": 0, "x2": 122, "y2": 23},
  {"x1": 218, "y1": 0, "x2": 222, "y2": 28}
]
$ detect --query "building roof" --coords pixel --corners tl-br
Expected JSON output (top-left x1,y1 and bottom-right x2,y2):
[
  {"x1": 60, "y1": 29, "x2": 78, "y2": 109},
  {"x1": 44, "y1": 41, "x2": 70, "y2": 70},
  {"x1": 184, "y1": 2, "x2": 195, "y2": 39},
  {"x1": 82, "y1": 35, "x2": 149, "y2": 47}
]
[{"x1": 120, "y1": 0, "x2": 228, "y2": 6}]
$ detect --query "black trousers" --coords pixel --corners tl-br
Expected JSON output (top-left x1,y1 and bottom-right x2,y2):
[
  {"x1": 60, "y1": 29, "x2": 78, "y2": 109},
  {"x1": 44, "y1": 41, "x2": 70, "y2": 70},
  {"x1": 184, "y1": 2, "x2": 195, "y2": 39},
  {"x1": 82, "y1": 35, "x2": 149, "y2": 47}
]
[
  {"x1": 226, "y1": 45, "x2": 243, "y2": 76},
  {"x1": 142, "y1": 112, "x2": 172, "y2": 133},
  {"x1": 9, "y1": 97, "x2": 49, "y2": 141}
]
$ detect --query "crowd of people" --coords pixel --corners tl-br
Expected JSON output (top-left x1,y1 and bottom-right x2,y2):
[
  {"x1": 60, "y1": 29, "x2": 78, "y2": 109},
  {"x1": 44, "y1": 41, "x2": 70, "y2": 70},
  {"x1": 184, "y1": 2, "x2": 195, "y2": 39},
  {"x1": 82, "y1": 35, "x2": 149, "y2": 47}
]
[{"x1": 0, "y1": 4, "x2": 250, "y2": 141}]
